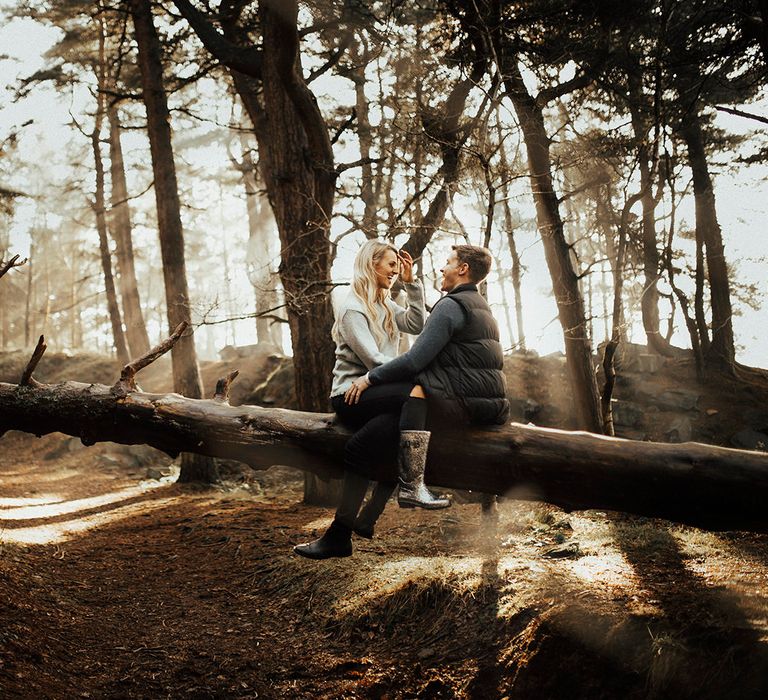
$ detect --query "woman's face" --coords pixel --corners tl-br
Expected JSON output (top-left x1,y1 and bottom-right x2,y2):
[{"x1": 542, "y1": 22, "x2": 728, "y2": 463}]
[{"x1": 373, "y1": 249, "x2": 399, "y2": 289}]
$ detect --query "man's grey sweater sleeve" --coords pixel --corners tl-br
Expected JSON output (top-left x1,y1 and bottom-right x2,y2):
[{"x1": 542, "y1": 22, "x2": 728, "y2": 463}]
[{"x1": 368, "y1": 297, "x2": 465, "y2": 384}]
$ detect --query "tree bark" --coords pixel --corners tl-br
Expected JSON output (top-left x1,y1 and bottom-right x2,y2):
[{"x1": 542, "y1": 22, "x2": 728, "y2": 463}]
[
  {"x1": 2, "y1": 377, "x2": 768, "y2": 533},
  {"x1": 92, "y1": 124, "x2": 130, "y2": 366},
  {"x1": 626, "y1": 83, "x2": 673, "y2": 358},
  {"x1": 235, "y1": 136, "x2": 282, "y2": 349},
  {"x1": 401, "y1": 52, "x2": 487, "y2": 260},
  {"x1": 172, "y1": 0, "x2": 337, "y2": 413},
  {"x1": 107, "y1": 103, "x2": 151, "y2": 358},
  {"x1": 499, "y1": 56, "x2": 602, "y2": 433},
  {"x1": 130, "y1": 0, "x2": 216, "y2": 483},
  {"x1": 680, "y1": 111, "x2": 736, "y2": 373},
  {"x1": 349, "y1": 40, "x2": 378, "y2": 238}
]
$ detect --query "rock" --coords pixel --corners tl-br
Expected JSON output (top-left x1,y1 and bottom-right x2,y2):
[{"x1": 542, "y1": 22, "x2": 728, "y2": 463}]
[
  {"x1": 705, "y1": 408, "x2": 719, "y2": 416},
  {"x1": 219, "y1": 343, "x2": 282, "y2": 361},
  {"x1": 731, "y1": 429, "x2": 768, "y2": 451},
  {"x1": 611, "y1": 400, "x2": 645, "y2": 428},
  {"x1": 656, "y1": 390, "x2": 700, "y2": 411},
  {"x1": 125, "y1": 444, "x2": 168, "y2": 467},
  {"x1": 615, "y1": 428, "x2": 649, "y2": 441},
  {"x1": 145, "y1": 467, "x2": 165, "y2": 480},
  {"x1": 543, "y1": 542, "x2": 581, "y2": 559},
  {"x1": 99, "y1": 453, "x2": 129, "y2": 468},
  {"x1": 666, "y1": 416, "x2": 693, "y2": 443},
  {"x1": 637, "y1": 353, "x2": 664, "y2": 374},
  {"x1": 67, "y1": 437, "x2": 87, "y2": 452}
]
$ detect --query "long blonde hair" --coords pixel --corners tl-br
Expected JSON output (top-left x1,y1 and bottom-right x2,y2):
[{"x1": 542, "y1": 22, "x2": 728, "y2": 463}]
[{"x1": 334, "y1": 239, "x2": 398, "y2": 346}]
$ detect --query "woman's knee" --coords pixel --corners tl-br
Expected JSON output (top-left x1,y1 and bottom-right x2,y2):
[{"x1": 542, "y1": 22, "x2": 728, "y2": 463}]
[{"x1": 409, "y1": 384, "x2": 426, "y2": 399}]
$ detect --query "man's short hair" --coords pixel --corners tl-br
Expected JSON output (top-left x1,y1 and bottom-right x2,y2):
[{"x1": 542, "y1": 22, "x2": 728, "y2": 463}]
[{"x1": 452, "y1": 245, "x2": 492, "y2": 283}]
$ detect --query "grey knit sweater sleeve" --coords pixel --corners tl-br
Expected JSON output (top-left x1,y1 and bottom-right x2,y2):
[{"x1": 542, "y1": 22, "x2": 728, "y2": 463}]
[
  {"x1": 337, "y1": 310, "x2": 395, "y2": 371},
  {"x1": 367, "y1": 297, "x2": 466, "y2": 385},
  {"x1": 389, "y1": 281, "x2": 426, "y2": 334}
]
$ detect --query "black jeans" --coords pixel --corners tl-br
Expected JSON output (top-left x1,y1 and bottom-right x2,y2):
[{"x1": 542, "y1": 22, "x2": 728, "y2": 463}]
[
  {"x1": 327, "y1": 383, "x2": 415, "y2": 530},
  {"x1": 332, "y1": 382, "x2": 414, "y2": 476}
]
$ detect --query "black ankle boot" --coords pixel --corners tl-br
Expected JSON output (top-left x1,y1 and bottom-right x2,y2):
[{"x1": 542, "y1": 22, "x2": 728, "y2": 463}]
[
  {"x1": 294, "y1": 520, "x2": 352, "y2": 560},
  {"x1": 352, "y1": 518, "x2": 375, "y2": 540},
  {"x1": 352, "y1": 482, "x2": 395, "y2": 539}
]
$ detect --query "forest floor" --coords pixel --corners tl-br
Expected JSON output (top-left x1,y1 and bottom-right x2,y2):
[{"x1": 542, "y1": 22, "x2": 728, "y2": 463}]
[
  {"x1": 3, "y1": 428, "x2": 768, "y2": 699},
  {"x1": 3, "y1": 349, "x2": 768, "y2": 698}
]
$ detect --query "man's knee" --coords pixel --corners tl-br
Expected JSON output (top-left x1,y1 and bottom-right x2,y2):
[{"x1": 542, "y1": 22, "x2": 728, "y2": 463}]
[{"x1": 409, "y1": 384, "x2": 426, "y2": 399}]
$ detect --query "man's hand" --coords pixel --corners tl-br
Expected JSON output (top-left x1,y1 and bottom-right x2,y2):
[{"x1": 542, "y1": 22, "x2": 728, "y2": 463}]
[
  {"x1": 398, "y1": 250, "x2": 414, "y2": 284},
  {"x1": 344, "y1": 374, "x2": 371, "y2": 404}
]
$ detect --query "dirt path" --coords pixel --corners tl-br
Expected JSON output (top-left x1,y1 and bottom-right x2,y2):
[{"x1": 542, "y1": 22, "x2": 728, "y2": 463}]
[{"x1": 3, "y1": 430, "x2": 768, "y2": 699}]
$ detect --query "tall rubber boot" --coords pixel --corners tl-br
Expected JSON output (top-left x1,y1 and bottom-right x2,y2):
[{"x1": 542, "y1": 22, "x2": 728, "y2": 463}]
[
  {"x1": 293, "y1": 520, "x2": 352, "y2": 559},
  {"x1": 397, "y1": 430, "x2": 451, "y2": 509}
]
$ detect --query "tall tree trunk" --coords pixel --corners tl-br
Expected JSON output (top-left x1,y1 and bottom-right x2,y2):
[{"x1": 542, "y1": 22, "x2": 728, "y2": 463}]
[
  {"x1": 93, "y1": 27, "x2": 129, "y2": 365},
  {"x1": 620, "y1": 52, "x2": 674, "y2": 358},
  {"x1": 349, "y1": 40, "x2": 377, "y2": 237},
  {"x1": 260, "y1": 2, "x2": 338, "y2": 504},
  {"x1": 237, "y1": 138, "x2": 282, "y2": 348},
  {"x1": 500, "y1": 57, "x2": 602, "y2": 433},
  {"x1": 216, "y1": 2, "x2": 335, "y2": 413},
  {"x1": 24, "y1": 244, "x2": 32, "y2": 347},
  {"x1": 497, "y1": 109, "x2": 526, "y2": 350},
  {"x1": 130, "y1": 0, "x2": 217, "y2": 483},
  {"x1": 107, "y1": 103, "x2": 151, "y2": 357},
  {"x1": 694, "y1": 231, "x2": 710, "y2": 355},
  {"x1": 680, "y1": 111, "x2": 736, "y2": 373},
  {"x1": 627, "y1": 101, "x2": 672, "y2": 357},
  {"x1": 601, "y1": 190, "x2": 638, "y2": 436}
]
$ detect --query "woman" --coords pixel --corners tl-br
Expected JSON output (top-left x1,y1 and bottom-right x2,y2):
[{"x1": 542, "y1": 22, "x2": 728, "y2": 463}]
[{"x1": 294, "y1": 239, "x2": 430, "y2": 560}]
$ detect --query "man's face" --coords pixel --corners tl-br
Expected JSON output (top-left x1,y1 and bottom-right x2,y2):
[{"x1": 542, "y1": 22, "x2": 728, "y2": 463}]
[{"x1": 440, "y1": 251, "x2": 466, "y2": 292}]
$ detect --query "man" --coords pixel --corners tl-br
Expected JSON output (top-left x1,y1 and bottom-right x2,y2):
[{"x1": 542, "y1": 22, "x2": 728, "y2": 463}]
[{"x1": 346, "y1": 244, "x2": 509, "y2": 509}]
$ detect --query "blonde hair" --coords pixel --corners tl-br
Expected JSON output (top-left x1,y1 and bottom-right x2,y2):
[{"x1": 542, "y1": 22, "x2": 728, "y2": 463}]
[{"x1": 334, "y1": 239, "x2": 398, "y2": 346}]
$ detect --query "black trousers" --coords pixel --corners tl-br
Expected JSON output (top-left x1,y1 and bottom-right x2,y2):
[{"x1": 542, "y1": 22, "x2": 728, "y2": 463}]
[{"x1": 332, "y1": 382, "x2": 414, "y2": 477}]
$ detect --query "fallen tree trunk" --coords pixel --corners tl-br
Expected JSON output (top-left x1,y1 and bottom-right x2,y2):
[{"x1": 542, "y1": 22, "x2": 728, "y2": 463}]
[{"x1": 2, "y1": 330, "x2": 768, "y2": 532}]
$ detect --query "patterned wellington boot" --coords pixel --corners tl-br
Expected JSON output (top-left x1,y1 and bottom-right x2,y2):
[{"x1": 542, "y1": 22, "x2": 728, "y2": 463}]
[{"x1": 396, "y1": 430, "x2": 451, "y2": 510}]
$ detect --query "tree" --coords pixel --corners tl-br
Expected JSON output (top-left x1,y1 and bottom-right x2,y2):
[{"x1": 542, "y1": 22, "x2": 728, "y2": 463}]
[
  {"x1": 107, "y1": 101, "x2": 152, "y2": 358},
  {"x1": 171, "y1": 0, "x2": 337, "y2": 416},
  {"x1": 663, "y1": 0, "x2": 767, "y2": 373},
  {"x1": 450, "y1": 0, "x2": 605, "y2": 432},
  {"x1": 129, "y1": 0, "x2": 216, "y2": 483}
]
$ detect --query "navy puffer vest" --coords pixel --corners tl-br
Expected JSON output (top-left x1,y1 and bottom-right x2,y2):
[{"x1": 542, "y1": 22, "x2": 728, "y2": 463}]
[{"x1": 417, "y1": 284, "x2": 509, "y2": 425}]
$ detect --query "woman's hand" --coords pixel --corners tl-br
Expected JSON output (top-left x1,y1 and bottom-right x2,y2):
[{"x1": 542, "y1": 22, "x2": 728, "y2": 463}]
[
  {"x1": 344, "y1": 374, "x2": 371, "y2": 404},
  {"x1": 398, "y1": 250, "x2": 414, "y2": 284}
]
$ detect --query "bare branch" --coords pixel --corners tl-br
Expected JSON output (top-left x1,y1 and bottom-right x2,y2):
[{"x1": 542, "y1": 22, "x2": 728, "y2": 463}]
[
  {"x1": 715, "y1": 104, "x2": 768, "y2": 125},
  {"x1": 113, "y1": 321, "x2": 189, "y2": 394},
  {"x1": 335, "y1": 156, "x2": 383, "y2": 174},
  {"x1": 213, "y1": 370, "x2": 240, "y2": 403},
  {"x1": 330, "y1": 109, "x2": 356, "y2": 145},
  {"x1": 0, "y1": 254, "x2": 27, "y2": 280},
  {"x1": 20, "y1": 335, "x2": 47, "y2": 388},
  {"x1": 306, "y1": 30, "x2": 354, "y2": 84},
  {"x1": 558, "y1": 172, "x2": 611, "y2": 204},
  {"x1": 535, "y1": 71, "x2": 592, "y2": 107},
  {"x1": 171, "y1": 0, "x2": 263, "y2": 78}
]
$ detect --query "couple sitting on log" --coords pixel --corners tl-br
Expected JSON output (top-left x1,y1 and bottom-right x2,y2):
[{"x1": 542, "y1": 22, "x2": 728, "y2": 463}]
[{"x1": 294, "y1": 240, "x2": 510, "y2": 560}]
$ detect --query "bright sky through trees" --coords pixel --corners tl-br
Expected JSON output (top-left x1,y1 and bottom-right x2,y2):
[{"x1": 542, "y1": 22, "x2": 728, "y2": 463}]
[{"x1": 1, "y1": 8, "x2": 766, "y2": 367}]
